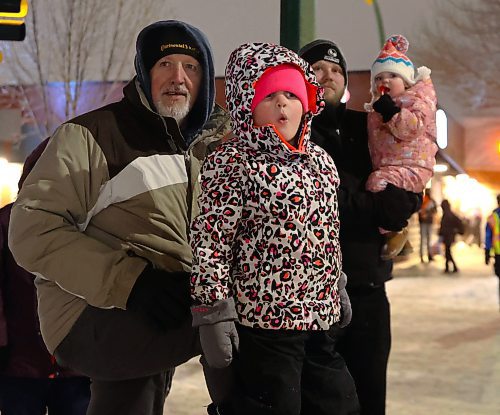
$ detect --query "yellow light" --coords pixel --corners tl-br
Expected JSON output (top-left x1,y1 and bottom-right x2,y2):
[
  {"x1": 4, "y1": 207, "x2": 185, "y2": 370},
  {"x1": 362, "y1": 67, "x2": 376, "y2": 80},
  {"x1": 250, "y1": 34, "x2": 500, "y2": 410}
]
[
  {"x1": 0, "y1": 18, "x2": 24, "y2": 26},
  {"x1": 433, "y1": 164, "x2": 448, "y2": 173},
  {"x1": 0, "y1": 158, "x2": 23, "y2": 207},
  {"x1": 0, "y1": 0, "x2": 28, "y2": 18},
  {"x1": 498, "y1": 141, "x2": 500, "y2": 155}
]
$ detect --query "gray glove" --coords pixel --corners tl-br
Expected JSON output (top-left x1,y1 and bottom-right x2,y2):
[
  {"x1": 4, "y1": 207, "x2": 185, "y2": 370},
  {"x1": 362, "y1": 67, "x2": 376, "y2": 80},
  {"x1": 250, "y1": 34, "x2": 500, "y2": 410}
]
[
  {"x1": 191, "y1": 298, "x2": 239, "y2": 369},
  {"x1": 338, "y1": 272, "x2": 352, "y2": 328}
]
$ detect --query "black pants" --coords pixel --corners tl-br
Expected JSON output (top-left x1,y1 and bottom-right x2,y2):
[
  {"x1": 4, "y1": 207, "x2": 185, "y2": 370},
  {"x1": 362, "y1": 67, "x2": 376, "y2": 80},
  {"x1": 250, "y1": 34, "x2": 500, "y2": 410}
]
[
  {"x1": 54, "y1": 306, "x2": 200, "y2": 415},
  {"x1": 444, "y1": 242, "x2": 458, "y2": 272},
  {"x1": 86, "y1": 372, "x2": 171, "y2": 415},
  {"x1": 0, "y1": 376, "x2": 90, "y2": 415},
  {"x1": 226, "y1": 325, "x2": 359, "y2": 415},
  {"x1": 337, "y1": 285, "x2": 391, "y2": 415},
  {"x1": 494, "y1": 255, "x2": 500, "y2": 308}
]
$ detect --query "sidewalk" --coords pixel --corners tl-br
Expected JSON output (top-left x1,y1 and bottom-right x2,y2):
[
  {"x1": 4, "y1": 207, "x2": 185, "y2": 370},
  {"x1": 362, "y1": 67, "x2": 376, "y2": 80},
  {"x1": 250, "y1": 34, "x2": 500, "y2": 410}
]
[
  {"x1": 164, "y1": 242, "x2": 500, "y2": 414},
  {"x1": 388, "y1": 242, "x2": 499, "y2": 415}
]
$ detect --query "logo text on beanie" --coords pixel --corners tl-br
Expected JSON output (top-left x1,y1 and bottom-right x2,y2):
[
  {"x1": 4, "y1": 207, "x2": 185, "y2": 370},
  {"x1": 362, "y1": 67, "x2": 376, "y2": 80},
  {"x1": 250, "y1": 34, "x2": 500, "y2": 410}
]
[
  {"x1": 160, "y1": 43, "x2": 199, "y2": 53},
  {"x1": 323, "y1": 48, "x2": 340, "y2": 64}
]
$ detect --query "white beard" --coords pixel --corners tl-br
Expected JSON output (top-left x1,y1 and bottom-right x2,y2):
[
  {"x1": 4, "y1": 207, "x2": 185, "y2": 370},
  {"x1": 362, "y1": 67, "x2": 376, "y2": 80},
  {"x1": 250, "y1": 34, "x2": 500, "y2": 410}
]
[{"x1": 156, "y1": 94, "x2": 191, "y2": 124}]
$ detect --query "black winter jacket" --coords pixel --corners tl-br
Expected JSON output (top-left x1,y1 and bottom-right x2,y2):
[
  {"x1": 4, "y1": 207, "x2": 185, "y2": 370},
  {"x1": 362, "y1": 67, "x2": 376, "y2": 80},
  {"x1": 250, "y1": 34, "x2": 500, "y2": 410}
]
[
  {"x1": 439, "y1": 208, "x2": 464, "y2": 246},
  {"x1": 311, "y1": 103, "x2": 393, "y2": 288}
]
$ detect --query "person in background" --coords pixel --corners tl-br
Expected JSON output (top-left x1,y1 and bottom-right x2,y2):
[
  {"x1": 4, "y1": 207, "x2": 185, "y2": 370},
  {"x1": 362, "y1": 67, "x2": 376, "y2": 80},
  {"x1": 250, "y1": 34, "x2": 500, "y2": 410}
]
[
  {"x1": 418, "y1": 189, "x2": 437, "y2": 263},
  {"x1": 191, "y1": 42, "x2": 359, "y2": 415},
  {"x1": 0, "y1": 139, "x2": 91, "y2": 415},
  {"x1": 8, "y1": 20, "x2": 230, "y2": 415},
  {"x1": 364, "y1": 35, "x2": 437, "y2": 260},
  {"x1": 438, "y1": 199, "x2": 464, "y2": 274},
  {"x1": 485, "y1": 194, "x2": 500, "y2": 309},
  {"x1": 299, "y1": 39, "x2": 421, "y2": 415}
]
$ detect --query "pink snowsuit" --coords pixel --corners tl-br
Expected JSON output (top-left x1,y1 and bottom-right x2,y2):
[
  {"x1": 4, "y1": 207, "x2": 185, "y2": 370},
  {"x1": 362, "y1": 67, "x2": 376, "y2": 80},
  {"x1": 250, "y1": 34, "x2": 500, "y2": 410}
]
[{"x1": 366, "y1": 78, "x2": 438, "y2": 194}]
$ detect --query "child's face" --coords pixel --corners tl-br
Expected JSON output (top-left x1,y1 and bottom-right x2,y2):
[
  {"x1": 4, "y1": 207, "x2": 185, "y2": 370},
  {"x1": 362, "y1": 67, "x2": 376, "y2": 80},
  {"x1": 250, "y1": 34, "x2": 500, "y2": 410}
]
[
  {"x1": 252, "y1": 91, "x2": 304, "y2": 143},
  {"x1": 374, "y1": 72, "x2": 406, "y2": 98}
]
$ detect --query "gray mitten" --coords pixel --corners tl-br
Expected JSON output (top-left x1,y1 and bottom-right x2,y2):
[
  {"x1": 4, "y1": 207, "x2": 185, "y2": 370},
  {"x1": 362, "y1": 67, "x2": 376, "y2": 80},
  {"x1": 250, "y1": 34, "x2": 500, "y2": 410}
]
[
  {"x1": 338, "y1": 272, "x2": 352, "y2": 328},
  {"x1": 191, "y1": 298, "x2": 239, "y2": 369}
]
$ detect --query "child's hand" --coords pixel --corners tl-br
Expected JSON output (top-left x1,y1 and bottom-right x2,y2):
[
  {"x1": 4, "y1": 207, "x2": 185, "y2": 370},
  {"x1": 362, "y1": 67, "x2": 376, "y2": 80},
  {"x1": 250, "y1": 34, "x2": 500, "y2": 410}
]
[
  {"x1": 199, "y1": 321, "x2": 239, "y2": 368},
  {"x1": 191, "y1": 298, "x2": 239, "y2": 368},
  {"x1": 373, "y1": 94, "x2": 401, "y2": 122}
]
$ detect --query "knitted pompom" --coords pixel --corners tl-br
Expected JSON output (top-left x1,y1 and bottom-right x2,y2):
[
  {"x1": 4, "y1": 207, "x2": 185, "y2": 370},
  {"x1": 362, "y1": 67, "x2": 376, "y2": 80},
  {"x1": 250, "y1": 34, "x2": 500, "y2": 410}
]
[{"x1": 387, "y1": 35, "x2": 409, "y2": 54}]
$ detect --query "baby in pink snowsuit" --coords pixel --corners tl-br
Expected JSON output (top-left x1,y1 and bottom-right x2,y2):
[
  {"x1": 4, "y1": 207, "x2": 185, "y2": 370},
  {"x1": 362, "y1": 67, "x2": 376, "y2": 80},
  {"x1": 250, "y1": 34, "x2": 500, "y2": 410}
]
[{"x1": 365, "y1": 35, "x2": 438, "y2": 259}]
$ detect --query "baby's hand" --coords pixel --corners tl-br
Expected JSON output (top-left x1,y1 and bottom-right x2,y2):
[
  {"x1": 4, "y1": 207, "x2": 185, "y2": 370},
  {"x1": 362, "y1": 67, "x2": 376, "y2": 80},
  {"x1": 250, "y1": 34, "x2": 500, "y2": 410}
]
[{"x1": 373, "y1": 94, "x2": 401, "y2": 122}]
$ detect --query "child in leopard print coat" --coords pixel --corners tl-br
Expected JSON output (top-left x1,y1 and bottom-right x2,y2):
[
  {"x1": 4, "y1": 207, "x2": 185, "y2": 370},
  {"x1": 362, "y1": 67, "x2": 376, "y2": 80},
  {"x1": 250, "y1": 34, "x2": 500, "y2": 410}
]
[{"x1": 190, "y1": 42, "x2": 358, "y2": 415}]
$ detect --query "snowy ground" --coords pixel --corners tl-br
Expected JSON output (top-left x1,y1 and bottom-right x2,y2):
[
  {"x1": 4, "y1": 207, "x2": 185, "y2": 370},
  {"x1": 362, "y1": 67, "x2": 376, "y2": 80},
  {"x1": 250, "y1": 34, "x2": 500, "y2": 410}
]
[{"x1": 164, "y1": 242, "x2": 500, "y2": 414}]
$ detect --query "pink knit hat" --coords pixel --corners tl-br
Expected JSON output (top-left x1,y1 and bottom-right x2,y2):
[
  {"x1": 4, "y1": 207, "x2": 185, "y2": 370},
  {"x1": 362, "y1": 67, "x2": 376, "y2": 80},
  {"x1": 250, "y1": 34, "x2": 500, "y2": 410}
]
[{"x1": 251, "y1": 64, "x2": 309, "y2": 112}]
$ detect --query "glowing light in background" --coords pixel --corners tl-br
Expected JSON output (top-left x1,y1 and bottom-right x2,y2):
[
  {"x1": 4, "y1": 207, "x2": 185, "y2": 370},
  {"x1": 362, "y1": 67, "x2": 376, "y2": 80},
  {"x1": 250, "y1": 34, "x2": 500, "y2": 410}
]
[
  {"x1": 433, "y1": 164, "x2": 448, "y2": 173},
  {"x1": 0, "y1": 157, "x2": 23, "y2": 207},
  {"x1": 441, "y1": 173, "x2": 496, "y2": 220},
  {"x1": 436, "y1": 109, "x2": 448, "y2": 149}
]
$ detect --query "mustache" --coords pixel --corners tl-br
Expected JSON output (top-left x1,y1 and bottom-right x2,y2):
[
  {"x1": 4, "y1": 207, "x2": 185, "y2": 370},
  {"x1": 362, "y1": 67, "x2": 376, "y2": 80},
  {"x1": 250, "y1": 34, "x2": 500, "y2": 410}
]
[
  {"x1": 322, "y1": 82, "x2": 337, "y2": 90},
  {"x1": 162, "y1": 86, "x2": 189, "y2": 95}
]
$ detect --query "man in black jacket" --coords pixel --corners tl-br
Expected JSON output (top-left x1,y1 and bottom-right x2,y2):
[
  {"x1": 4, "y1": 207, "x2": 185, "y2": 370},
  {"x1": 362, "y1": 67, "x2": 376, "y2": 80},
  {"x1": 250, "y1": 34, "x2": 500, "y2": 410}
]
[{"x1": 299, "y1": 40, "x2": 421, "y2": 415}]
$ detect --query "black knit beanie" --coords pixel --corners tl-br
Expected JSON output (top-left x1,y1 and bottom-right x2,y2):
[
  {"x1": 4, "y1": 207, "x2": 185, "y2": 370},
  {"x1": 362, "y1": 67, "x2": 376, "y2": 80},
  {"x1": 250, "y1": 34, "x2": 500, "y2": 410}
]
[
  {"x1": 142, "y1": 28, "x2": 202, "y2": 72},
  {"x1": 299, "y1": 39, "x2": 347, "y2": 85}
]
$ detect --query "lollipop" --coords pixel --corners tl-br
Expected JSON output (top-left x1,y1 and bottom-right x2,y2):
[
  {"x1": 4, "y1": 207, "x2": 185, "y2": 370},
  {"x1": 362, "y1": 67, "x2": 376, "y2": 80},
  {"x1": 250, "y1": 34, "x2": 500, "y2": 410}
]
[{"x1": 378, "y1": 85, "x2": 390, "y2": 95}]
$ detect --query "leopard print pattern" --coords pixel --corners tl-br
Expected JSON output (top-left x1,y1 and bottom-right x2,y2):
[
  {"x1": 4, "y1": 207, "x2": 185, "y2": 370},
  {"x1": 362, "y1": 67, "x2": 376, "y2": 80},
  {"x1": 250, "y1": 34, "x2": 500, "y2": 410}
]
[{"x1": 191, "y1": 43, "x2": 342, "y2": 330}]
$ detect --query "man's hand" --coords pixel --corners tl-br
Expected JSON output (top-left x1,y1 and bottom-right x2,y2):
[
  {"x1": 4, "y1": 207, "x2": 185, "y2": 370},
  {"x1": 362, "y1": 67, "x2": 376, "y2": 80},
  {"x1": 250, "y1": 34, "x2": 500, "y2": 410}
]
[
  {"x1": 338, "y1": 272, "x2": 352, "y2": 328},
  {"x1": 485, "y1": 249, "x2": 491, "y2": 265},
  {"x1": 373, "y1": 94, "x2": 401, "y2": 122},
  {"x1": 127, "y1": 265, "x2": 191, "y2": 331},
  {"x1": 374, "y1": 184, "x2": 420, "y2": 231},
  {"x1": 191, "y1": 298, "x2": 239, "y2": 369}
]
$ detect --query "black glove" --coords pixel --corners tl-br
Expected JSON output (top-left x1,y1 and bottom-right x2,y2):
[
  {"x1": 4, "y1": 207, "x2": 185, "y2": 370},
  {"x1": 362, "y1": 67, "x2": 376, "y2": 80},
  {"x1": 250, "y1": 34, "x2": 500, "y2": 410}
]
[
  {"x1": 0, "y1": 345, "x2": 9, "y2": 371},
  {"x1": 485, "y1": 249, "x2": 490, "y2": 265},
  {"x1": 127, "y1": 265, "x2": 191, "y2": 331},
  {"x1": 408, "y1": 191, "x2": 423, "y2": 213},
  {"x1": 373, "y1": 94, "x2": 401, "y2": 122},
  {"x1": 338, "y1": 272, "x2": 352, "y2": 328},
  {"x1": 374, "y1": 184, "x2": 418, "y2": 231}
]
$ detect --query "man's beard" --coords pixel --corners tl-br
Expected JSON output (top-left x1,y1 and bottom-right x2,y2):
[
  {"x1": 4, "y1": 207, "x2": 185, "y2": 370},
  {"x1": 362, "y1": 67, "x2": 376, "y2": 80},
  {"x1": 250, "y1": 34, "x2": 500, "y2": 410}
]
[
  {"x1": 323, "y1": 85, "x2": 344, "y2": 107},
  {"x1": 156, "y1": 93, "x2": 191, "y2": 124}
]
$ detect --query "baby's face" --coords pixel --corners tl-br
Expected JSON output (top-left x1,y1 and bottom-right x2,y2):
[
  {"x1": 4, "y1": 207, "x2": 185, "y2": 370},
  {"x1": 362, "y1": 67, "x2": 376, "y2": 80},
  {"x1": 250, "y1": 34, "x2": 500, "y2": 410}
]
[
  {"x1": 374, "y1": 72, "x2": 406, "y2": 99},
  {"x1": 252, "y1": 91, "x2": 303, "y2": 144}
]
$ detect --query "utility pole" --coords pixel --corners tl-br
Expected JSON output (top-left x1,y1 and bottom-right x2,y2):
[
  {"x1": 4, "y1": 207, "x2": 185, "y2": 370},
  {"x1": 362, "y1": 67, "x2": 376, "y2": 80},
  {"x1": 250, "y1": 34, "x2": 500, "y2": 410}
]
[{"x1": 280, "y1": 0, "x2": 315, "y2": 52}]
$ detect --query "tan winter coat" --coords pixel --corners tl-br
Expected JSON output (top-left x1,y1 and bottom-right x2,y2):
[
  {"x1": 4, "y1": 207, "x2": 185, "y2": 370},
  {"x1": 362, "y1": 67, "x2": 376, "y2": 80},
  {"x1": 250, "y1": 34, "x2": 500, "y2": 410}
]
[{"x1": 8, "y1": 79, "x2": 230, "y2": 353}]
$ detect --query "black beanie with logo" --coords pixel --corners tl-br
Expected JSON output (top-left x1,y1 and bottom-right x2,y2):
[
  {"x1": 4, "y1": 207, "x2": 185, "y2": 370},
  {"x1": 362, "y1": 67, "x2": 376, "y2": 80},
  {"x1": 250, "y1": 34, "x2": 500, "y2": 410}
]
[
  {"x1": 141, "y1": 28, "x2": 202, "y2": 72},
  {"x1": 299, "y1": 39, "x2": 347, "y2": 86}
]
